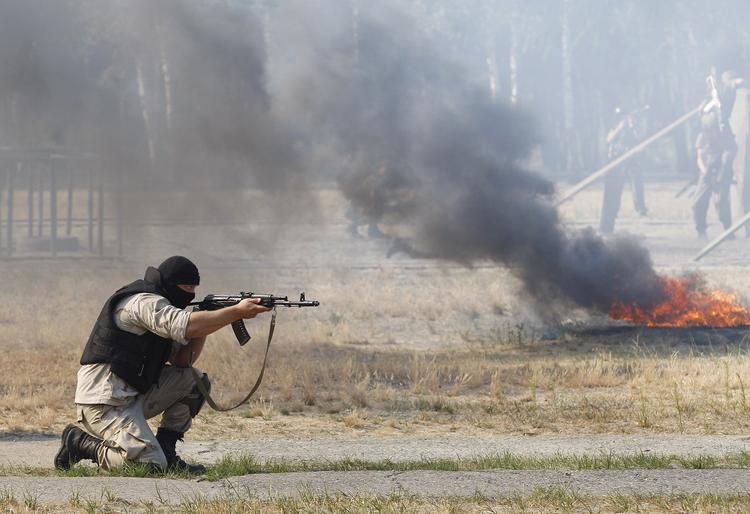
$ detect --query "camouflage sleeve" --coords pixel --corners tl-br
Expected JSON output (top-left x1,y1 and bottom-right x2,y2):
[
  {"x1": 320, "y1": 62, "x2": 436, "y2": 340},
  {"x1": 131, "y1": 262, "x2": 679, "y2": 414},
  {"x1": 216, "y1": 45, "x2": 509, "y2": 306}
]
[{"x1": 115, "y1": 293, "x2": 190, "y2": 345}]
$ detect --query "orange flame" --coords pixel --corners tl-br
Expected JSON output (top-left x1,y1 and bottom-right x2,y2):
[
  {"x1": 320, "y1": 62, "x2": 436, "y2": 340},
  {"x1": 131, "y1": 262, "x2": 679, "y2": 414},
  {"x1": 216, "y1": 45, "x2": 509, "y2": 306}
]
[{"x1": 609, "y1": 276, "x2": 750, "y2": 327}]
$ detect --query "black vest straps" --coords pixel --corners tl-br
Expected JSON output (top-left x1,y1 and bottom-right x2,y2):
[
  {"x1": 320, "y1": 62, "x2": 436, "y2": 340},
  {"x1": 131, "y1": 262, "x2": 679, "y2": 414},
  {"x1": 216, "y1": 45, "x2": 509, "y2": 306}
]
[{"x1": 80, "y1": 280, "x2": 175, "y2": 394}]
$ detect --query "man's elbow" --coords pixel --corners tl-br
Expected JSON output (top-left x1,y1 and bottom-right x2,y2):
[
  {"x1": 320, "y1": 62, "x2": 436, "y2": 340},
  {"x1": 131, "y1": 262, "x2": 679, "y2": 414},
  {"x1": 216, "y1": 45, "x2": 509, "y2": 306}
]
[
  {"x1": 185, "y1": 324, "x2": 201, "y2": 340},
  {"x1": 184, "y1": 311, "x2": 217, "y2": 340},
  {"x1": 184, "y1": 315, "x2": 206, "y2": 340}
]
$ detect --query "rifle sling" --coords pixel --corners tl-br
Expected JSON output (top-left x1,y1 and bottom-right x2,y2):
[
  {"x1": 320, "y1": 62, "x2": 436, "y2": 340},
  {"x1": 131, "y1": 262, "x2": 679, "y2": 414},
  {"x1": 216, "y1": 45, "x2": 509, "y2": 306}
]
[{"x1": 189, "y1": 309, "x2": 276, "y2": 412}]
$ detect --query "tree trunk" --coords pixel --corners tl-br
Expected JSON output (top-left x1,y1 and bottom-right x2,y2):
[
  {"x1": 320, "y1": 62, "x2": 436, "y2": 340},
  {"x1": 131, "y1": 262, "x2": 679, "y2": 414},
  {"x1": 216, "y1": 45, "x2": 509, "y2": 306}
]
[
  {"x1": 0, "y1": 96, "x2": 9, "y2": 146},
  {"x1": 158, "y1": 30, "x2": 173, "y2": 133},
  {"x1": 350, "y1": 0, "x2": 360, "y2": 67},
  {"x1": 5, "y1": 95, "x2": 18, "y2": 146},
  {"x1": 261, "y1": 0, "x2": 272, "y2": 53},
  {"x1": 509, "y1": 23, "x2": 519, "y2": 104},
  {"x1": 486, "y1": 38, "x2": 498, "y2": 102},
  {"x1": 135, "y1": 59, "x2": 156, "y2": 166},
  {"x1": 156, "y1": 23, "x2": 177, "y2": 182},
  {"x1": 561, "y1": 0, "x2": 580, "y2": 175},
  {"x1": 671, "y1": 92, "x2": 691, "y2": 175}
]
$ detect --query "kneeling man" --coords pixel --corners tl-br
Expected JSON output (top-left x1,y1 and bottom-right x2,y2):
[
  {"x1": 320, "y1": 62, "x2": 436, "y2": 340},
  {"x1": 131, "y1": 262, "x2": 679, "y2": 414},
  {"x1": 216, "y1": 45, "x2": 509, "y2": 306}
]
[{"x1": 55, "y1": 256, "x2": 270, "y2": 473}]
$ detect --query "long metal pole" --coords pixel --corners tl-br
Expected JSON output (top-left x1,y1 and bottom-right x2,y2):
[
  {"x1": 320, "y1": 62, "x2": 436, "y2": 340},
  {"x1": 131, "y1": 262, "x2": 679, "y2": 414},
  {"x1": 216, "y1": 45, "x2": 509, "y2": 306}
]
[
  {"x1": 0, "y1": 166, "x2": 3, "y2": 256},
  {"x1": 27, "y1": 164, "x2": 33, "y2": 238},
  {"x1": 88, "y1": 166, "x2": 94, "y2": 252},
  {"x1": 556, "y1": 106, "x2": 702, "y2": 206},
  {"x1": 692, "y1": 210, "x2": 750, "y2": 262},
  {"x1": 66, "y1": 163, "x2": 73, "y2": 236},
  {"x1": 37, "y1": 164, "x2": 44, "y2": 237},
  {"x1": 98, "y1": 179, "x2": 104, "y2": 256},
  {"x1": 50, "y1": 162, "x2": 57, "y2": 257},
  {"x1": 0, "y1": 165, "x2": 2, "y2": 257},
  {"x1": 116, "y1": 172, "x2": 123, "y2": 258},
  {"x1": 6, "y1": 164, "x2": 14, "y2": 257}
]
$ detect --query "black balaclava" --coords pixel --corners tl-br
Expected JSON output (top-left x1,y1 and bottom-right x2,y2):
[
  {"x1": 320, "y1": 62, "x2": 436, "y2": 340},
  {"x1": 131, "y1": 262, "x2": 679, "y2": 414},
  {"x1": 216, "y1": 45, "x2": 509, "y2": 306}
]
[{"x1": 147, "y1": 256, "x2": 200, "y2": 308}]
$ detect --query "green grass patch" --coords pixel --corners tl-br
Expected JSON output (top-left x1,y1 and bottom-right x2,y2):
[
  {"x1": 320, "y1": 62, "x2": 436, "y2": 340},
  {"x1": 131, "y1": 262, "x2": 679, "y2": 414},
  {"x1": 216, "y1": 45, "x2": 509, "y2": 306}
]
[
  {"x1": 2, "y1": 450, "x2": 750, "y2": 480},
  {"x1": 198, "y1": 450, "x2": 747, "y2": 478}
]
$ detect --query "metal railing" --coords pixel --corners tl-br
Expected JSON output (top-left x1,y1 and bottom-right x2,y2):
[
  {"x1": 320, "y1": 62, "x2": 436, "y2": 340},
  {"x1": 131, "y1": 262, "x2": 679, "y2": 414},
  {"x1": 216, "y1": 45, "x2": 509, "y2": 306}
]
[{"x1": 0, "y1": 149, "x2": 120, "y2": 259}]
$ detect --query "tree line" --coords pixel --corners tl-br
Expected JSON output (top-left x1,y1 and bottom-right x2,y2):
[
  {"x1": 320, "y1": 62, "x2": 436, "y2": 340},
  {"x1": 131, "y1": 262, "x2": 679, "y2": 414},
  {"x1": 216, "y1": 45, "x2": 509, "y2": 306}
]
[{"x1": 0, "y1": 0, "x2": 748, "y2": 184}]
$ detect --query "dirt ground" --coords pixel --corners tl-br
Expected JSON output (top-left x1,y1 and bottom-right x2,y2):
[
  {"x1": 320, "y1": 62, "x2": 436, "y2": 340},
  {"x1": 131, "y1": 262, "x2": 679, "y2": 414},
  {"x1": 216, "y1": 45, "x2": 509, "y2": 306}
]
[
  {"x1": 4, "y1": 469, "x2": 750, "y2": 505},
  {"x1": 3, "y1": 433, "x2": 750, "y2": 469},
  {"x1": 3, "y1": 182, "x2": 750, "y2": 508}
]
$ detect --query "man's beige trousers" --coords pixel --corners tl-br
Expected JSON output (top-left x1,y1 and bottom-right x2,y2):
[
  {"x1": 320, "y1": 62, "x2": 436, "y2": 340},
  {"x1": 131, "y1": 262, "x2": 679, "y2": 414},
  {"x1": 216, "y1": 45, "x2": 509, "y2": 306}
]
[{"x1": 76, "y1": 366, "x2": 202, "y2": 470}]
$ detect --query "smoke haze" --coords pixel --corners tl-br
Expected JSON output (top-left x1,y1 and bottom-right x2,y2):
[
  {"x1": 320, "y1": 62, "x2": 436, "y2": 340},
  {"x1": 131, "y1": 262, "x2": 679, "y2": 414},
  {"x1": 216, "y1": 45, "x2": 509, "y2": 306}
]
[
  {"x1": 0, "y1": 0, "x2": 300, "y2": 188},
  {"x1": 6, "y1": 0, "x2": 749, "y2": 316},
  {"x1": 269, "y1": 1, "x2": 666, "y2": 316}
]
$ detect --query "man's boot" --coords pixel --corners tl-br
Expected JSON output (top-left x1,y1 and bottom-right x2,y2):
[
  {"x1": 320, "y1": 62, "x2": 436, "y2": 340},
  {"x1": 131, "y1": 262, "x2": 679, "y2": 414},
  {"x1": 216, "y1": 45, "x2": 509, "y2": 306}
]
[
  {"x1": 155, "y1": 428, "x2": 206, "y2": 474},
  {"x1": 54, "y1": 424, "x2": 102, "y2": 470}
]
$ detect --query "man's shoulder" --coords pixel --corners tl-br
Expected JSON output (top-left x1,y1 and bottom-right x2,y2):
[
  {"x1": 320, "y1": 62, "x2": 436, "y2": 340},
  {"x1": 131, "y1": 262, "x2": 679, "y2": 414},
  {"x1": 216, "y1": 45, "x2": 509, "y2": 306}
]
[
  {"x1": 114, "y1": 290, "x2": 191, "y2": 344},
  {"x1": 115, "y1": 292, "x2": 169, "y2": 311}
]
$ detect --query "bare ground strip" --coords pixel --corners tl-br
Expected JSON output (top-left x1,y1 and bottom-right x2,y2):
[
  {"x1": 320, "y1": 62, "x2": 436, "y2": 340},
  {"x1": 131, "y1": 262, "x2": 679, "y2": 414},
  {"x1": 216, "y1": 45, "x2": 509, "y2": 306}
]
[
  {"x1": 4, "y1": 469, "x2": 750, "y2": 504},
  {"x1": 2, "y1": 434, "x2": 750, "y2": 468}
]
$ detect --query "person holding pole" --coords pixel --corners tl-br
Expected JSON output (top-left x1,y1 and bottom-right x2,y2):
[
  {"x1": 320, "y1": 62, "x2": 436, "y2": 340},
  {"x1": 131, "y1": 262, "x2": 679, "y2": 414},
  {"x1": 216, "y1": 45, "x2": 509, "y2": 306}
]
[
  {"x1": 599, "y1": 106, "x2": 648, "y2": 234},
  {"x1": 693, "y1": 111, "x2": 732, "y2": 238},
  {"x1": 692, "y1": 68, "x2": 743, "y2": 238}
]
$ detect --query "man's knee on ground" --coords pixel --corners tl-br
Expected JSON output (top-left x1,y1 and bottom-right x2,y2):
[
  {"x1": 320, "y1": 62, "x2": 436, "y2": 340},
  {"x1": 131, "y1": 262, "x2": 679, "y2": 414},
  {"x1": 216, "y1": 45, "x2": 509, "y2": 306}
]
[{"x1": 100, "y1": 438, "x2": 167, "y2": 472}]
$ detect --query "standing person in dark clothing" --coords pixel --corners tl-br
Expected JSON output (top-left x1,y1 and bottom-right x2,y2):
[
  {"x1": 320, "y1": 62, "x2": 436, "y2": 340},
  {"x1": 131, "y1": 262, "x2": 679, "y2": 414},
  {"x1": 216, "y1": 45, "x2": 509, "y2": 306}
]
[
  {"x1": 692, "y1": 69, "x2": 744, "y2": 237},
  {"x1": 599, "y1": 107, "x2": 648, "y2": 234},
  {"x1": 693, "y1": 110, "x2": 734, "y2": 237}
]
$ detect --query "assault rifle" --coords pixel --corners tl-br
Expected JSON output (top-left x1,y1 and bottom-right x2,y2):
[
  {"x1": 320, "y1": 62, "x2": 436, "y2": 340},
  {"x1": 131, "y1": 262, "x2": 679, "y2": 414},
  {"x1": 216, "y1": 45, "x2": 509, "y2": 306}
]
[{"x1": 189, "y1": 292, "x2": 319, "y2": 345}]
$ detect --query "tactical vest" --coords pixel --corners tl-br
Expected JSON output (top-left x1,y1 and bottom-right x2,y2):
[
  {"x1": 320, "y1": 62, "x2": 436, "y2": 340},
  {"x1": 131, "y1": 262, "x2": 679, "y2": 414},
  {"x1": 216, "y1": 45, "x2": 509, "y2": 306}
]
[{"x1": 80, "y1": 280, "x2": 174, "y2": 393}]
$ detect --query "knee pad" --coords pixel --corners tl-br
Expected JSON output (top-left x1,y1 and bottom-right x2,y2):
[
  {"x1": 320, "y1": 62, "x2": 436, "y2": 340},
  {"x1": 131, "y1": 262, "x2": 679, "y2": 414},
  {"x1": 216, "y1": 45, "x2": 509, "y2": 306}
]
[{"x1": 181, "y1": 373, "x2": 211, "y2": 418}]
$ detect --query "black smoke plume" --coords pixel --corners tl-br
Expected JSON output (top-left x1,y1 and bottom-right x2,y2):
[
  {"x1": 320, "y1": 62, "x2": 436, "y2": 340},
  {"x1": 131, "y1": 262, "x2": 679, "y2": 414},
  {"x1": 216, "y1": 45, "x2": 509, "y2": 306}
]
[
  {"x1": 0, "y1": 0, "x2": 669, "y2": 316},
  {"x1": 272, "y1": 1, "x2": 666, "y2": 316}
]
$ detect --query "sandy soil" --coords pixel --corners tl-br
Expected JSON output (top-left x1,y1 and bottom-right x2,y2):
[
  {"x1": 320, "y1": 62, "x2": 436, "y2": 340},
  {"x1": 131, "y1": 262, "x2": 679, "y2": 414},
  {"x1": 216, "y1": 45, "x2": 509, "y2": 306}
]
[{"x1": 4, "y1": 183, "x2": 750, "y2": 506}]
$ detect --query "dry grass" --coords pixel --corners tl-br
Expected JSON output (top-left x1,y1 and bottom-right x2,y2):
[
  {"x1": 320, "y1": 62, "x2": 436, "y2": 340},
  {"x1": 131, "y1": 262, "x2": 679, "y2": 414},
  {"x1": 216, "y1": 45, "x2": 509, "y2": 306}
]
[
  {"x1": 7, "y1": 489, "x2": 750, "y2": 514},
  {"x1": 3, "y1": 180, "x2": 750, "y2": 440},
  {"x1": 2, "y1": 262, "x2": 750, "y2": 438}
]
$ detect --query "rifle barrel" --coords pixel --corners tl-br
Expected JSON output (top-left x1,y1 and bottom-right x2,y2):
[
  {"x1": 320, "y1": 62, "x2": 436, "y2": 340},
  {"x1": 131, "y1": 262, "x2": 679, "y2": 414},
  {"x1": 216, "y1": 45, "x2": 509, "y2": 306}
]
[{"x1": 265, "y1": 300, "x2": 320, "y2": 307}]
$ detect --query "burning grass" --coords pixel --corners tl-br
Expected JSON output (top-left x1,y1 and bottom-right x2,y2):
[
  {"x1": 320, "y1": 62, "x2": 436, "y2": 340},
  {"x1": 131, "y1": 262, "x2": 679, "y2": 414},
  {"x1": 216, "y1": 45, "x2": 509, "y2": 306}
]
[{"x1": 610, "y1": 274, "x2": 750, "y2": 327}]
